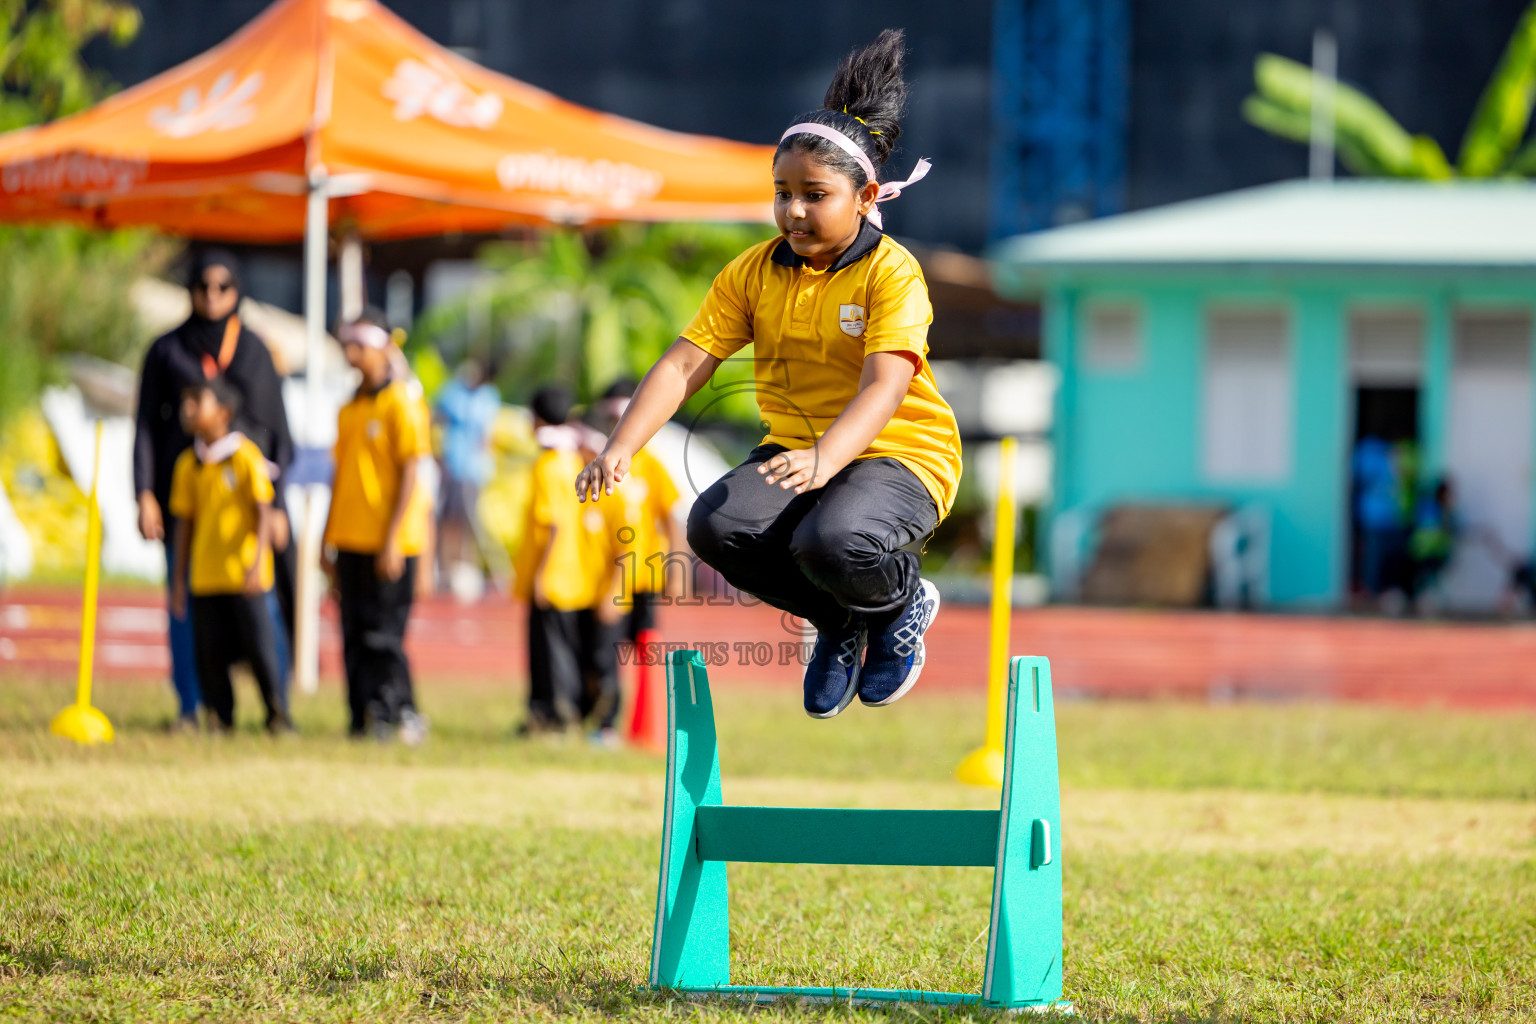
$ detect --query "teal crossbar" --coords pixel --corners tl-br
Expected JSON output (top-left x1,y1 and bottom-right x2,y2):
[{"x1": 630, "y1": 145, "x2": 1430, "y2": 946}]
[
  {"x1": 695, "y1": 807, "x2": 999, "y2": 866},
  {"x1": 689, "y1": 984, "x2": 987, "y2": 1008}
]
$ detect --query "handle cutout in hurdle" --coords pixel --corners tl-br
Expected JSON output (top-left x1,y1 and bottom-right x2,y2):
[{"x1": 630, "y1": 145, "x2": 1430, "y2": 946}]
[
  {"x1": 1031, "y1": 818, "x2": 1052, "y2": 867},
  {"x1": 650, "y1": 650, "x2": 1066, "y2": 1011}
]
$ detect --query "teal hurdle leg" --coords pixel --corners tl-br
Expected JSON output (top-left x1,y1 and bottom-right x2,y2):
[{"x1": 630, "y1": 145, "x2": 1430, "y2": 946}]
[
  {"x1": 982, "y1": 656, "x2": 1064, "y2": 1008},
  {"x1": 650, "y1": 651, "x2": 730, "y2": 989}
]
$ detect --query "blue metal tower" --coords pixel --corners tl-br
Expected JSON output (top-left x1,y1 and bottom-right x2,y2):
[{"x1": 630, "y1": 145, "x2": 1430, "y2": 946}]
[{"x1": 990, "y1": 0, "x2": 1130, "y2": 239}]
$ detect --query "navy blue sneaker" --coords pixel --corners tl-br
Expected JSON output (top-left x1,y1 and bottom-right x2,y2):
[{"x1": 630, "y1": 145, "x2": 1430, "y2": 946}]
[
  {"x1": 858, "y1": 579, "x2": 940, "y2": 707},
  {"x1": 803, "y1": 615, "x2": 867, "y2": 719}
]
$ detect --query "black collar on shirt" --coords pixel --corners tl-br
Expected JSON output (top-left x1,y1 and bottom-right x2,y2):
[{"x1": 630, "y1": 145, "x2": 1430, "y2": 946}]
[
  {"x1": 769, "y1": 219, "x2": 884, "y2": 273},
  {"x1": 355, "y1": 372, "x2": 398, "y2": 400}
]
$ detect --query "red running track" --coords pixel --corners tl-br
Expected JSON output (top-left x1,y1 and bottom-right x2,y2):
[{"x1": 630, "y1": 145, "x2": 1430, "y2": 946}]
[{"x1": 3, "y1": 587, "x2": 1536, "y2": 710}]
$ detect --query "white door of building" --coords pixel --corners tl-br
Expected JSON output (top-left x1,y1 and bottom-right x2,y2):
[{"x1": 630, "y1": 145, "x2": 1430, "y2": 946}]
[{"x1": 1442, "y1": 311, "x2": 1533, "y2": 611}]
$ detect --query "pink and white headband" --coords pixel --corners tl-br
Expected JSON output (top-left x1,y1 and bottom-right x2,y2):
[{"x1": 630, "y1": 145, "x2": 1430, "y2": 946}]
[
  {"x1": 340, "y1": 322, "x2": 391, "y2": 350},
  {"x1": 779, "y1": 122, "x2": 931, "y2": 229}
]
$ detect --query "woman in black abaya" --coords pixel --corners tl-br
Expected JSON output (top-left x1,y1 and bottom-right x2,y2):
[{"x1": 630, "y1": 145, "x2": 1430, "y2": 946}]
[{"x1": 133, "y1": 249, "x2": 296, "y2": 728}]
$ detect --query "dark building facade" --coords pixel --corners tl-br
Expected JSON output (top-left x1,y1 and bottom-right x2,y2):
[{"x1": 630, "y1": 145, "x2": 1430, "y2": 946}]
[{"x1": 1127, "y1": 0, "x2": 1533, "y2": 212}]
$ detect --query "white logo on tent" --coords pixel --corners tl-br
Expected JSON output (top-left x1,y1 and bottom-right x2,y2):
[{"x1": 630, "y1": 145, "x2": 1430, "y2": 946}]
[
  {"x1": 148, "y1": 70, "x2": 263, "y2": 138},
  {"x1": 496, "y1": 150, "x2": 664, "y2": 209},
  {"x1": 382, "y1": 58, "x2": 503, "y2": 130}
]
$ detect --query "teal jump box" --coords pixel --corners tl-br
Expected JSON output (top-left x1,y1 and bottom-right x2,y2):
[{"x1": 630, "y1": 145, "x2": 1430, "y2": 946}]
[{"x1": 649, "y1": 649, "x2": 1068, "y2": 1011}]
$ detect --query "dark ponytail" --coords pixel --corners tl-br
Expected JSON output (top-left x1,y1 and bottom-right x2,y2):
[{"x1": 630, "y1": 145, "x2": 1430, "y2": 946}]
[
  {"x1": 822, "y1": 29, "x2": 906, "y2": 164},
  {"x1": 775, "y1": 29, "x2": 908, "y2": 189}
]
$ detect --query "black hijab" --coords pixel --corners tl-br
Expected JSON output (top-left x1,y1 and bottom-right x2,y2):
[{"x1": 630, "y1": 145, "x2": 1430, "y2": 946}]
[
  {"x1": 136, "y1": 247, "x2": 295, "y2": 510},
  {"x1": 182, "y1": 247, "x2": 243, "y2": 357}
]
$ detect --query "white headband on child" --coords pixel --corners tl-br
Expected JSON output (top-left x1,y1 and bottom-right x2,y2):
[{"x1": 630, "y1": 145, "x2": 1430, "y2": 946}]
[
  {"x1": 341, "y1": 322, "x2": 391, "y2": 349},
  {"x1": 779, "y1": 122, "x2": 931, "y2": 230}
]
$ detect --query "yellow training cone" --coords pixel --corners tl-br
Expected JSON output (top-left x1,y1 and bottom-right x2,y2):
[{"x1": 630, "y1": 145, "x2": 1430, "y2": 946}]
[
  {"x1": 51, "y1": 421, "x2": 113, "y2": 745},
  {"x1": 956, "y1": 436, "x2": 1017, "y2": 787},
  {"x1": 50, "y1": 702, "x2": 114, "y2": 744}
]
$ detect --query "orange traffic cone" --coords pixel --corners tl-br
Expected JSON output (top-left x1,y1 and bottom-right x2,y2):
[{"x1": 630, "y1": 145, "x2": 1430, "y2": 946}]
[{"x1": 627, "y1": 627, "x2": 666, "y2": 751}]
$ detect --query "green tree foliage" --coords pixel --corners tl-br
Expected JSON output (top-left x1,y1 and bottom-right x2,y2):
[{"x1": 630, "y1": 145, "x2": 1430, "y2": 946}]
[
  {"x1": 0, "y1": 226, "x2": 169, "y2": 418},
  {"x1": 1244, "y1": 1, "x2": 1536, "y2": 178},
  {"x1": 1, "y1": 0, "x2": 140, "y2": 130},
  {"x1": 412, "y1": 222, "x2": 777, "y2": 426},
  {"x1": 0, "y1": 0, "x2": 161, "y2": 425}
]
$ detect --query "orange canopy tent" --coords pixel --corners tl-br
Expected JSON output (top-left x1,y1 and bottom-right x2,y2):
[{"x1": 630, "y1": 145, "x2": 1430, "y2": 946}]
[
  {"x1": 0, "y1": 0, "x2": 776, "y2": 690},
  {"x1": 0, "y1": 0, "x2": 775, "y2": 239}
]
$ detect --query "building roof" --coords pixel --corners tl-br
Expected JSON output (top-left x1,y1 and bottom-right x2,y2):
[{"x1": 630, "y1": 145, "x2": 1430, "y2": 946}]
[{"x1": 989, "y1": 180, "x2": 1536, "y2": 293}]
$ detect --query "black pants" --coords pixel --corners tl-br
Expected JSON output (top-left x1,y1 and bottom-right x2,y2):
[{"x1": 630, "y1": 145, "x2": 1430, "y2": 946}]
[
  {"x1": 626, "y1": 589, "x2": 658, "y2": 643},
  {"x1": 686, "y1": 445, "x2": 940, "y2": 631},
  {"x1": 336, "y1": 551, "x2": 418, "y2": 734},
  {"x1": 190, "y1": 592, "x2": 286, "y2": 729},
  {"x1": 527, "y1": 604, "x2": 621, "y2": 729},
  {"x1": 268, "y1": 483, "x2": 297, "y2": 650},
  {"x1": 272, "y1": 537, "x2": 298, "y2": 658}
]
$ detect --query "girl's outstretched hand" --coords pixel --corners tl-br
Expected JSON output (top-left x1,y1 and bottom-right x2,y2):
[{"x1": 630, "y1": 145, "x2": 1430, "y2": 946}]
[
  {"x1": 758, "y1": 446, "x2": 834, "y2": 495},
  {"x1": 576, "y1": 449, "x2": 630, "y2": 502}
]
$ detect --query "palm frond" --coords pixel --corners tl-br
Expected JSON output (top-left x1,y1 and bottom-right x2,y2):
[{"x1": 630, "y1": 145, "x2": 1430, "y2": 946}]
[
  {"x1": 1505, "y1": 134, "x2": 1536, "y2": 174},
  {"x1": 1251, "y1": 53, "x2": 1424, "y2": 176},
  {"x1": 1458, "y1": 0, "x2": 1536, "y2": 175}
]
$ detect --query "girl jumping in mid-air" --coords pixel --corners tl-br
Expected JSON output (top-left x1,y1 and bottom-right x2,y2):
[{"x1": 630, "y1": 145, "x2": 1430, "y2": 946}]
[{"x1": 575, "y1": 29, "x2": 961, "y2": 719}]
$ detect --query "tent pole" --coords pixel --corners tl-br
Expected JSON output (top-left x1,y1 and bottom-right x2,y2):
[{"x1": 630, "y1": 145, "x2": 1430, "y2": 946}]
[
  {"x1": 339, "y1": 230, "x2": 364, "y2": 320},
  {"x1": 294, "y1": 170, "x2": 330, "y2": 695}
]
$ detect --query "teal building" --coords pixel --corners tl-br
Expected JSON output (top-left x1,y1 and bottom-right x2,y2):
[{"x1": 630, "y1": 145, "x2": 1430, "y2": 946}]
[{"x1": 990, "y1": 181, "x2": 1536, "y2": 611}]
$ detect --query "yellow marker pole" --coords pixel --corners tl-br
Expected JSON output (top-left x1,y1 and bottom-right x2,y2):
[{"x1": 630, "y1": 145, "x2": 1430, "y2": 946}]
[
  {"x1": 51, "y1": 421, "x2": 114, "y2": 745},
  {"x1": 956, "y1": 435, "x2": 1017, "y2": 787}
]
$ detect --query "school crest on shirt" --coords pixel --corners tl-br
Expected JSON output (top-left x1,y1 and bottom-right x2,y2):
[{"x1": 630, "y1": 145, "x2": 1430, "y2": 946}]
[
  {"x1": 838, "y1": 303, "x2": 866, "y2": 337},
  {"x1": 366, "y1": 419, "x2": 383, "y2": 441},
  {"x1": 221, "y1": 467, "x2": 236, "y2": 490}
]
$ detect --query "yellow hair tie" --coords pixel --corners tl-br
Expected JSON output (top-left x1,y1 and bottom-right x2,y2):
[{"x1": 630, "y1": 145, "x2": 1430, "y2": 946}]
[{"x1": 842, "y1": 106, "x2": 882, "y2": 135}]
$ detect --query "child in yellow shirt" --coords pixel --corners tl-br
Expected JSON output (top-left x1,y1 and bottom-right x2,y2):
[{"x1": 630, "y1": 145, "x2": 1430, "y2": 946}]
[
  {"x1": 515, "y1": 385, "x2": 624, "y2": 734},
  {"x1": 593, "y1": 379, "x2": 682, "y2": 625},
  {"x1": 590, "y1": 380, "x2": 680, "y2": 731},
  {"x1": 323, "y1": 311, "x2": 432, "y2": 745},
  {"x1": 169, "y1": 378, "x2": 288, "y2": 733},
  {"x1": 576, "y1": 31, "x2": 959, "y2": 720}
]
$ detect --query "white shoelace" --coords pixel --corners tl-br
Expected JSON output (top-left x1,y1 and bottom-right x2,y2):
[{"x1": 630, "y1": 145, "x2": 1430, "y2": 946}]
[
  {"x1": 891, "y1": 624, "x2": 922, "y2": 658},
  {"x1": 890, "y1": 597, "x2": 935, "y2": 658},
  {"x1": 836, "y1": 632, "x2": 863, "y2": 668}
]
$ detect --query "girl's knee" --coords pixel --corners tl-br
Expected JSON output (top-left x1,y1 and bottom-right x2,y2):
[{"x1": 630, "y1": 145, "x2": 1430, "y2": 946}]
[
  {"x1": 685, "y1": 502, "x2": 730, "y2": 562},
  {"x1": 790, "y1": 520, "x2": 873, "y2": 579}
]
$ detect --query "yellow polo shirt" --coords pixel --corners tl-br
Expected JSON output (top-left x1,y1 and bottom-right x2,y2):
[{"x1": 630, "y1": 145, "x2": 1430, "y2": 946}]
[
  {"x1": 515, "y1": 447, "x2": 624, "y2": 611},
  {"x1": 584, "y1": 475, "x2": 629, "y2": 610},
  {"x1": 168, "y1": 438, "x2": 275, "y2": 596},
  {"x1": 616, "y1": 448, "x2": 680, "y2": 595},
  {"x1": 326, "y1": 379, "x2": 432, "y2": 556},
  {"x1": 682, "y1": 225, "x2": 962, "y2": 518}
]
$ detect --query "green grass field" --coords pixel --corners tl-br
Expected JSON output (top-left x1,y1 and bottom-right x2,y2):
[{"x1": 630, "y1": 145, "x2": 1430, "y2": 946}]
[{"x1": 3, "y1": 674, "x2": 1535, "y2": 1022}]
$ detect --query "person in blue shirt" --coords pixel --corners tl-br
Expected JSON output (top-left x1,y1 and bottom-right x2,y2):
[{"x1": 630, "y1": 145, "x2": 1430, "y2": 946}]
[
  {"x1": 432, "y1": 358, "x2": 502, "y2": 589},
  {"x1": 1351, "y1": 436, "x2": 1412, "y2": 606}
]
